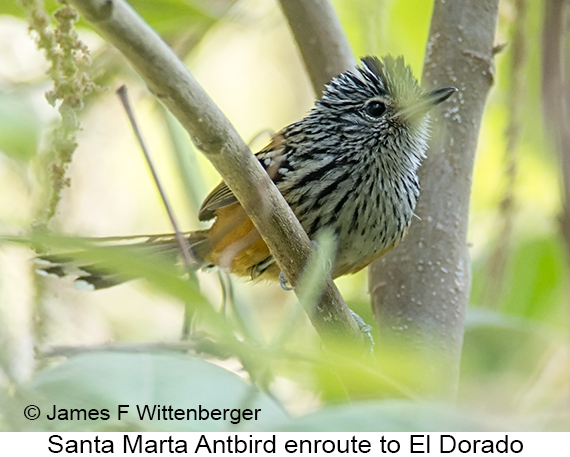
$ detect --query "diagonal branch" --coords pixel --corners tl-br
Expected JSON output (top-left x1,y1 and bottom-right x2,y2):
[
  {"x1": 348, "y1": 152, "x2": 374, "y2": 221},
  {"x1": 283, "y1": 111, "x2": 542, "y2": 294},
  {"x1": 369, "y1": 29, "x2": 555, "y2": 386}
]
[{"x1": 68, "y1": 0, "x2": 363, "y2": 343}]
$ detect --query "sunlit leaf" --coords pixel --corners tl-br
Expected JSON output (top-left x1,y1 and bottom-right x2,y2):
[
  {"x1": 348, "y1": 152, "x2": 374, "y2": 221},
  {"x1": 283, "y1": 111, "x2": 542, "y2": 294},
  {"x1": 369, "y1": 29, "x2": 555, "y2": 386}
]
[{"x1": 13, "y1": 352, "x2": 289, "y2": 431}]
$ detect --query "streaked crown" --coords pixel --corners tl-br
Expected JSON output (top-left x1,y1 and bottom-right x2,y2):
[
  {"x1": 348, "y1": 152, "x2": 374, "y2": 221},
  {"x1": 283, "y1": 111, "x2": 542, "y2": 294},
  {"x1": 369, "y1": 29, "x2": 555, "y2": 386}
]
[{"x1": 321, "y1": 55, "x2": 423, "y2": 107}]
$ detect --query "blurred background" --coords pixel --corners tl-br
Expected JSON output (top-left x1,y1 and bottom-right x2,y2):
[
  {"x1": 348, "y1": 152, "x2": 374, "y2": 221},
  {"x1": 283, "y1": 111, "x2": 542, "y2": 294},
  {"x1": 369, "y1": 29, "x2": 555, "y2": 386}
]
[{"x1": 0, "y1": 0, "x2": 568, "y2": 431}]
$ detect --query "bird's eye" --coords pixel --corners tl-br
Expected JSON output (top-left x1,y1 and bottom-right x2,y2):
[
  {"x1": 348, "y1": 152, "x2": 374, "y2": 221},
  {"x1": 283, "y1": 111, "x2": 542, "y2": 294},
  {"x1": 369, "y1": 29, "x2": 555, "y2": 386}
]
[{"x1": 366, "y1": 101, "x2": 386, "y2": 118}]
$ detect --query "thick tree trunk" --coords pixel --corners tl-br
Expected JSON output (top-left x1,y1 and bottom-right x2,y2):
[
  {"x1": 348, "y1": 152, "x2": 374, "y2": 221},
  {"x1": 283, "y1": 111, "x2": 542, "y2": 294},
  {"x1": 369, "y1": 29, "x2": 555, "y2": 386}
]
[{"x1": 369, "y1": 0, "x2": 500, "y2": 398}]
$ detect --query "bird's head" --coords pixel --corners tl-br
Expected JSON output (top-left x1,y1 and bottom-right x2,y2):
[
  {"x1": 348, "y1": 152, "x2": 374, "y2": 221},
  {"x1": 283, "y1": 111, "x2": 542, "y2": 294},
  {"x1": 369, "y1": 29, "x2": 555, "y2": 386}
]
[{"x1": 315, "y1": 55, "x2": 456, "y2": 165}]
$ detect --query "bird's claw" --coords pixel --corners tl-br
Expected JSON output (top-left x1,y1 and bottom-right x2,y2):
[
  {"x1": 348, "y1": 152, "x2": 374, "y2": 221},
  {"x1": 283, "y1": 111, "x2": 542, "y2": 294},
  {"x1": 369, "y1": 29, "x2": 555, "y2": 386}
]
[
  {"x1": 279, "y1": 272, "x2": 294, "y2": 291},
  {"x1": 350, "y1": 310, "x2": 375, "y2": 353}
]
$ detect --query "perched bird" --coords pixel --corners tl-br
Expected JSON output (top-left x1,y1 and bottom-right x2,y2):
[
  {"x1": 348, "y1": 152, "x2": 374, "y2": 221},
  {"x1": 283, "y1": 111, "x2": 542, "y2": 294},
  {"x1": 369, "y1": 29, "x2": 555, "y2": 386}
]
[{"x1": 36, "y1": 56, "x2": 456, "y2": 290}]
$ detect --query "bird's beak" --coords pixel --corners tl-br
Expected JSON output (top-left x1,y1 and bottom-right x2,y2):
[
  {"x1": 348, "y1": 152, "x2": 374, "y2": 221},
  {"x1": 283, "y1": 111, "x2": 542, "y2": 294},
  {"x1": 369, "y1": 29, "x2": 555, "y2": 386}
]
[
  {"x1": 398, "y1": 86, "x2": 458, "y2": 120},
  {"x1": 424, "y1": 87, "x2": 458, "y2": 106}
]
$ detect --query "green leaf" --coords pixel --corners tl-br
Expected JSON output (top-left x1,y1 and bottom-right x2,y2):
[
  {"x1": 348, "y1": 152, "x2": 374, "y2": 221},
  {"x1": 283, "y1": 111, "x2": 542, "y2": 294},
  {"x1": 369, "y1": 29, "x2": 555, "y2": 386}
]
[
  {"x1": 14, "y1": 352, "x2": 289, "y2": 431},
  {"x1": 500, "y1": 237, "x2": 567, "y2": 323},
  {"x1": 459, "y1": 309, "x2": 555, "y2": 410},
  {"x1": 7, "y1": 0, "x2": 235, "y2": 53},
  {"x1": 462, "y1": 309, "x2": 551, "y2": 375},
  {"x1": 471, "y1": 236, "x2": 568, "y2": 327}
]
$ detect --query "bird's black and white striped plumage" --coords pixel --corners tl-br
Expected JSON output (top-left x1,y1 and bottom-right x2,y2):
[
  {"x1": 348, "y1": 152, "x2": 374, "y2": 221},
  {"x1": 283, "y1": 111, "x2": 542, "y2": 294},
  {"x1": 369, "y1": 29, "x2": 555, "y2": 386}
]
[{"x1": 36, "y1": 56, "x2": 456, "y2": 289}]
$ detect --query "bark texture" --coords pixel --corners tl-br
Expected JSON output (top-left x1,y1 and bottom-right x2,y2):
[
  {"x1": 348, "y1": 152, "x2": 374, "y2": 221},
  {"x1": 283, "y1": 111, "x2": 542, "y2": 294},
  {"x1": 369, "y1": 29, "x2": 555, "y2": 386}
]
[{"x1": 369, "y1": 0, "x2": 500, "y2": 397}]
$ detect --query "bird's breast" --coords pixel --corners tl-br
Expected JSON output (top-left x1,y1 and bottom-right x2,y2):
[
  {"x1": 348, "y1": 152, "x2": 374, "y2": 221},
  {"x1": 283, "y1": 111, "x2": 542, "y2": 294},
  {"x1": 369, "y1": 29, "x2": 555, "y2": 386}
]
[{"x1": 281, "y1": 156, "x2": 419, "y2": 277}]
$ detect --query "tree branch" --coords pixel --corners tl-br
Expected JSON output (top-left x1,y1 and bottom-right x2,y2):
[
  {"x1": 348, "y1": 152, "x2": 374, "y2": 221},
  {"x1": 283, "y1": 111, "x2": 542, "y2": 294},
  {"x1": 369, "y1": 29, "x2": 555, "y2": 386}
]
[
  {"x1": 277, "y1": 0, "x2": 355, "y2": 95},
  {"x1": 68, "y1": 0, "x2": 363, "y2": 343},
  {"x1": 369, "y1": 0, "x2": 500, "y2": 398}
]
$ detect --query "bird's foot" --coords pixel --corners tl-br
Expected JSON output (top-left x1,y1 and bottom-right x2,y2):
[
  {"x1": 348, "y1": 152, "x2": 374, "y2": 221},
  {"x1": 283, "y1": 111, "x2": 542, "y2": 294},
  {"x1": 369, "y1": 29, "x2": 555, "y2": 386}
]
[
  {"x1": 279, "y1": 271, "x2": 294, "y2": 291},
  {"x1": 350, "y1": 309, "x2": 375, "y2": 353}
]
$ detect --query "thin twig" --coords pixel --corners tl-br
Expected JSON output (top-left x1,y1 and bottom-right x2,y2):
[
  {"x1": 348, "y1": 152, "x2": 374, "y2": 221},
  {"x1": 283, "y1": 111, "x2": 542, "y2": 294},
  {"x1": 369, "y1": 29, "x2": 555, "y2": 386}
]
[
  {"x1": 116, "y1": 85, "x2": 196, "y2": 270},
  {"x1": 116, "y1": 86, "x2": 198, "y2": 341},
  {"x1": 484, "y1": 0, "x2": 527, "y2": 307},
  {"x1": 39, "y1": 341, "x2": 230, "y2": 359}
]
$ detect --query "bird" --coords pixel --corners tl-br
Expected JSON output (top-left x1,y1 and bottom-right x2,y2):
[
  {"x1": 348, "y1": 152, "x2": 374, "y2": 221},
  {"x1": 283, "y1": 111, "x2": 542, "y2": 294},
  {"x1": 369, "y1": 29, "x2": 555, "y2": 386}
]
[{"x1": 36, "y1": 56, "x2": 456, "y2": 290}]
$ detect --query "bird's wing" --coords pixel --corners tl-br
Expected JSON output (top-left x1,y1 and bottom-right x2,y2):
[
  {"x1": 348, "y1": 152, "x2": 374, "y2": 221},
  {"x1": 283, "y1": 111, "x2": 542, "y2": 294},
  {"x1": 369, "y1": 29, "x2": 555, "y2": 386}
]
[
  {"x1": 198, "y1": 134, "x2": 286, "y2": 221},
  {"x1": 197, "y1": 181, "x2": 237, "y2": 221}
]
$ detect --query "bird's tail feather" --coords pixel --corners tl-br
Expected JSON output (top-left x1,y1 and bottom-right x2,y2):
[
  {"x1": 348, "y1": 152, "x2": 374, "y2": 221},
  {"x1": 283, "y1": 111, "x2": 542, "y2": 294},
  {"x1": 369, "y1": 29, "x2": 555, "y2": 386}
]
[{"x1": 34, "y1": 231, "x2": 212, "y2": 290}]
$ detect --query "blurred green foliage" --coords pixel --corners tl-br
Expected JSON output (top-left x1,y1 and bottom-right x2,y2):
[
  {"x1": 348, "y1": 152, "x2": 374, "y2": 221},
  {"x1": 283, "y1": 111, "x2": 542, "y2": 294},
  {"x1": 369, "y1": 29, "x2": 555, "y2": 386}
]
[
  {"x1": 0, "y1": 0, "x2": 568, "y2": 432},
  {"x1": 0, "y1": 90, "x2": 41, "y2": 162},
  {"x1": 13, "y1": 352, "x2": 290, "y2": 432}
]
